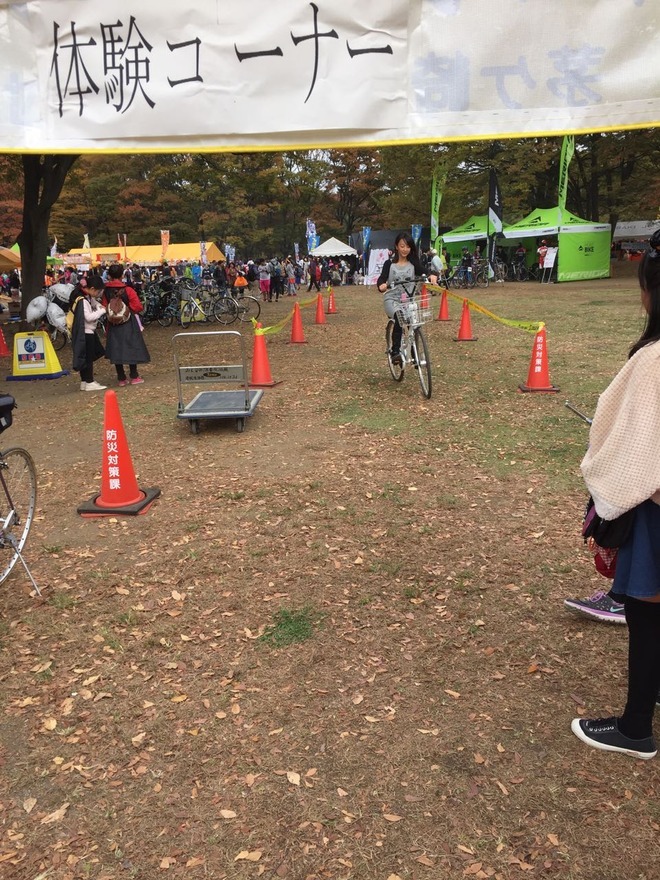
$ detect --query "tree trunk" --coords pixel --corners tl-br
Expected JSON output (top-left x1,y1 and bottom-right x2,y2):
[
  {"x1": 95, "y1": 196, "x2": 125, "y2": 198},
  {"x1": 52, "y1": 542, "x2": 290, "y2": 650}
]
[{"x1": 17, "y1": 155, "x2": 78, "y2": 320}]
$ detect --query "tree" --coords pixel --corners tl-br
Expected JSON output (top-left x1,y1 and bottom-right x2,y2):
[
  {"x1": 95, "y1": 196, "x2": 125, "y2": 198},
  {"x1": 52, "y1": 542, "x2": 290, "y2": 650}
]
[{"x1": 18, "y1": 155, "x2": 78, "y2": 316}]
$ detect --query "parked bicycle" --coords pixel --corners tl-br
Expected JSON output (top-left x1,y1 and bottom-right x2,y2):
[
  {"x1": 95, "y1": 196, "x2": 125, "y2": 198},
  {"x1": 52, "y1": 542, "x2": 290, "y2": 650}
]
[
  {"x1": 385, "y1": 278, "x2": 433, "y2": 399},
  {"x1": 179, "y1": 289, "x2": 238, "y2": 327},
  {"x1": 0, "y1": 395, "x2": 39, "y2": 593}
]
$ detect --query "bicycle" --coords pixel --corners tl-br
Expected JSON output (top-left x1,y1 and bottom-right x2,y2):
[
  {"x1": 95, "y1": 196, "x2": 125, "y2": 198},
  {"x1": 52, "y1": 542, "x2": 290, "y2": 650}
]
[
  {"x1": 179, "y1": 289, "x2": 238, "y2": 328},
  {"x1": 230, "y1": 289, "x2": 261, "y2": 323},
  {"x1": 385, "y1": 278, "x2": 433, "y2": 399},
  {"x1": 508, "y1": 260, "x2": 528, "y2": 282},
  {"x1": 0, "y1": 396, "x2": 39, "y2": 594}
]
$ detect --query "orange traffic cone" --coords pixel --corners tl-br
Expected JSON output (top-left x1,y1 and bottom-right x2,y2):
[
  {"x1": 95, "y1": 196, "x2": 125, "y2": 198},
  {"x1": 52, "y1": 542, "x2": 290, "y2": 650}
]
[
  {"x1": 436, "y1": 289, "x2": 450, "y2": 322},
  {"x1": 420, "y1": 284, "x2": 429, "y2": 309},
  {"x1": 289, "y1": 302, "x2": 307, "y2": 343},
  {"x1": 326, "y1": 288, "x2": 338, "y2": 314},
  {"x1": 250, "y1": 323, "x2": 281, "y2": 387},
  {"x1": 315, "y1": 293, "x2": 327, "y2": 325},
  {"x1": 518, "y1": 326, "x2": 559, "y2": 393},
  {"x1": 0, "y1": 328, "x2": 10, "y2": 357},
  {"x1": 77, "y1": 390, "x2": 160, "y2": 517},
  {"x1": 454, "y1": 299, "x2": 478, "y2": 342}
]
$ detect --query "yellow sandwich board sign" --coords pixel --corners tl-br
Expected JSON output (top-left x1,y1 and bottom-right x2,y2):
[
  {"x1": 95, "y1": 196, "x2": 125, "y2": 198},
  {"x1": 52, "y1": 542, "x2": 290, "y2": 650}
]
[{"x1": 7, "y1": 331, "x2": 69, "y2": 381}]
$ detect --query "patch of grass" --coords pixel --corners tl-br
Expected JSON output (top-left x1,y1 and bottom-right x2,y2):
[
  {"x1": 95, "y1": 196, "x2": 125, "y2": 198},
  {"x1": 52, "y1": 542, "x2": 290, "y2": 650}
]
[
  {"x1": 50, "y1": 592, "x2": 77, "y2": 610},
  {"x1": 116, "y1": 609, "x2": 139, "y2": 627},
  {"x1": 99, "y1": 628, "x2": 123, "y2": 652},
  {"x1": 259, "y1": 606, "x2": 323, "y2": 648},
  {"x1": 43, "y1": 544, "x2": 64, "y2": 554}
]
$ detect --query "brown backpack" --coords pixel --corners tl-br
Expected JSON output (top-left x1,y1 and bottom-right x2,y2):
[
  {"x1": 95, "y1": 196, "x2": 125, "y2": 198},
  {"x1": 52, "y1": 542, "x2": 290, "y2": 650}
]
[{"x1": 106, "y1": 287, "x2": 130, "y2": 325}]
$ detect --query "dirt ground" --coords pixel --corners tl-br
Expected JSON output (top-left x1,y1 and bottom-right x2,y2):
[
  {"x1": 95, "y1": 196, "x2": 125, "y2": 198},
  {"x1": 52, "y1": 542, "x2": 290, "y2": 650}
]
[{"x1": 1, "y1": 267, "x2": 659, "y2": 880}]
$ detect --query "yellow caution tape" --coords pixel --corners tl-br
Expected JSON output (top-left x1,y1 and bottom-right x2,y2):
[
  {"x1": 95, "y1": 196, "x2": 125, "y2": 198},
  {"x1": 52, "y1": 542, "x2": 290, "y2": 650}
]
[
  {"x1": 251, "y1": 295, "x2": 320, "y2": 336},
  {"x1": 428, "y1": 284, "x2": 545, "y2": 334}
]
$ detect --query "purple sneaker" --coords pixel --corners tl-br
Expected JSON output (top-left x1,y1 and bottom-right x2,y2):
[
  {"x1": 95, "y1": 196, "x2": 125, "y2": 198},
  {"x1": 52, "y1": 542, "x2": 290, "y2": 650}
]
[{"x1": 563, "y1": 590, "x2": 625, "y2": 624}]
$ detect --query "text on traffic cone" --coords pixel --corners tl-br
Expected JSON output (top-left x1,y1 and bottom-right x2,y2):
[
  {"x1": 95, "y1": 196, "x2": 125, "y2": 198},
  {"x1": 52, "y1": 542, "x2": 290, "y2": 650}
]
[
  {"x1": 326, "y1": 288, "x2": 338, "y2": 314},
  {"x1": 518, "y1": 325, "x2": 559, "y2": 393},
  {"x1": 77, "y1": 390, "x2": 160, "y2": 516}
]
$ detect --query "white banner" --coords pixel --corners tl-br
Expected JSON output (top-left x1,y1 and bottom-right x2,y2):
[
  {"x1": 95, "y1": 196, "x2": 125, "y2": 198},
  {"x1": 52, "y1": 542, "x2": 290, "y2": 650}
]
[
  {"x1": 366, "y1": 249, "x2": 390, "y2": 286},
  {"x1": 0, "y1": 1, "x2": 658, "y2": 152}
]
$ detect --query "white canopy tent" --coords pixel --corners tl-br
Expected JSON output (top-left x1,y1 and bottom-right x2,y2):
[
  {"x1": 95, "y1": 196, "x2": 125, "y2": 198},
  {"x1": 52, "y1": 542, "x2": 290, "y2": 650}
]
[
  {"x1": 612, "y1": 221, "x2": 660, "y2": 241},
  {"x1": 309, "y1": 237, "x2": 358, "y2": 258}
]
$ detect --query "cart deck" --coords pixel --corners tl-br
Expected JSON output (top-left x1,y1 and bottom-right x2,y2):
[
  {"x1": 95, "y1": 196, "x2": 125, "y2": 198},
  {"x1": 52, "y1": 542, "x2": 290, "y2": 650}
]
[{"x1": 172, "y1": 330, "x2": 264, "y2": 434}]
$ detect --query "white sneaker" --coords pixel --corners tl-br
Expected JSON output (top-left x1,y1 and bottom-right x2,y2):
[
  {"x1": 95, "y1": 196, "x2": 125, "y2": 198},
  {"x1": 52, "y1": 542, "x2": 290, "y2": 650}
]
[
  {"x1": 84, "y1": 381, "x2": 107, "y2": 391},
  {"x1": 80, "y1": 381, "x2": 87, "y2": 391}
]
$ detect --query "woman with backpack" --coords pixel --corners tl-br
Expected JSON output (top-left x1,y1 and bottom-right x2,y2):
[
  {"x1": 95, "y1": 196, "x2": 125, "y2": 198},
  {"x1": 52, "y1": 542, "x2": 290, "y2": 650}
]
[{"x1": 102, "y1": 263, "x2": 150, "y2": 387}]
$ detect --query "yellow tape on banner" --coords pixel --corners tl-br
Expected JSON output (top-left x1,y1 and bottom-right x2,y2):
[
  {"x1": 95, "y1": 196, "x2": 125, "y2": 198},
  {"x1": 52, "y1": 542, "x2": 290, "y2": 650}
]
[
  {"x1": 252, "y1": 295, "x2": 320, "y2": 336},
  {"x1": 427, "y1": 284, "x2": 544, "y2": 334}
]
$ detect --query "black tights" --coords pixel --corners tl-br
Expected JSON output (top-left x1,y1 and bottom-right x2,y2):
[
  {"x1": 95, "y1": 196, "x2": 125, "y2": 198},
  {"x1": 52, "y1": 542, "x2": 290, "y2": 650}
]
[
  {"x1": 390, "y1": 315, "x2": 402, "y2": 353},
  {"x1": 619, "y1": 597, "x2": 660, "y2": 739}
]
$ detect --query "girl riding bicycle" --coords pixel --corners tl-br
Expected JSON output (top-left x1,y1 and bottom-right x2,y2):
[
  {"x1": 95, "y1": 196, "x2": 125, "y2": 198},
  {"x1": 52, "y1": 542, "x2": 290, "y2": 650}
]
[{"x1": 377, "y1": 232, "x2": 437, "y2": 365}]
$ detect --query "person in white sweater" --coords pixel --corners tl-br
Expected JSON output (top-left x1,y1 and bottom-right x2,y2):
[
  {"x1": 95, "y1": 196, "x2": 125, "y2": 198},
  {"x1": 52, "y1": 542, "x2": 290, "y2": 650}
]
[{"x1": 572, "y1": 231, "x2": 660, "y2": 759}]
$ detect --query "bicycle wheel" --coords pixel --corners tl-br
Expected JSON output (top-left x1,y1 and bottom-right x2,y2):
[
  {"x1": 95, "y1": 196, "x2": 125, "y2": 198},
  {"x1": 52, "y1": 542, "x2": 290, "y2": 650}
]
[
  {"x1": 475, "y1": 269, "x2": 489, "y2": 288},
  {"x1": 157, "y1": 310, "x2": 174, "y2": 327},
  {"x1": 385, "y1": 320, "x2": 404, "y2": 382},
  {"x1": 412, "y1": 328, "x2": 432, "y2": 399},
  {"x1": 235, "y1": 295, "x2": 261, "y2": 323},
  {"x1": 0, "y1": 447, "x2": 37, "y2": 585},
  {"x1": 180, "y1": 302, "x2": 195, "y2": 328},
  {"x1": 214, "y1": 298, "x2": 239, "y2": 325},
  {"x1": 50, "y1": 329, "x2": 68, "y2": 351}
]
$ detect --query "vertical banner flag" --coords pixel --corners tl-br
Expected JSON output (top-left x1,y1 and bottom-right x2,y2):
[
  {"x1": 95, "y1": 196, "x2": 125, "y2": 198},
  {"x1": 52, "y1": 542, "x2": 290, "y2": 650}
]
[
  {"x1": 487, "y1": 168, "x2": 503, "y2": 276},
  {"x1": 411, "y1": 224, "x2": 422, "y2": 247},
  {"x1": 50, "y1": 237, "x2": 58, "y2": 257},
  {"x1": 83, "y1": 233, "x2": 90, "y2": 251},
  {"x1": 306, "y1": 218, "x2": 317, "y2": 253},
  {"x1": 294, "y1": 242, "x2": 299, "y2": 261},
  {"x1": 362, "y1": 226, "x2": 371, "y2": 273},
  {"x1": 557, "y1": 135, "x2": 575, "y2": 216},
  {"x1": 200, "y1": 240, "x2": 208, "y2": 265},
  {"x1": 430, "y1": 166, "x2": 447, "y2": 246},
  {"x1": 160, "y1": 230, "x2": 170, "y2": 260}
]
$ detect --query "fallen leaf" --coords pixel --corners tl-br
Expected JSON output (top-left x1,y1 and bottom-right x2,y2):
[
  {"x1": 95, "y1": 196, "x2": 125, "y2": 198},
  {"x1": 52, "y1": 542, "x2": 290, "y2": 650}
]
[
  {"x1": 170, "y1": 694, "x2": 188, "y2": 703},
  {"x1": 42, "y1": 718, "x2": 57, "y2": 731},
  {"x1": 383, "y1": 814, "x2": 403, "y2": 822},
  {"x1": 41, "y1": 803, "x2": 69, "y2": 824},
  {"x1": 337, "y1": 788, "x2": 348, "y2": 797},
  {"x1": 219, "y1": 809, "x2": 237, "y2": 819},
  {"x1": 160, "y1": 856, "x2": 176, "y2": 869},
  {"x1": 463, "y1": 862, "x2": 483, "y2": 875},
  {"x1": 286, "y1": 771, "x2": 301, "y2": 786},
  {"x1": 457, "y1": 845, "x2": 474, "y2": 855},
  {"x1": 416, "y1": 855, "x2": 435, "y2": 866},
  {"x1": 185, "y1": 857, "x2": 205, "y2": 867},
  {"x1": 352, "y1": 694, "x2": 364, "y2": 705},
  {"x1": 547, "y1": 833, "x2": 559, "y2": 846},
  {"x1": 444, "y1": 689, "x2": 461, "y2": 699},
  {"x1": 23, "y1": 797, "x2": 37, "y2": 814},
  {"x1": 234, "y1": 851, "x2": 262, "y2": 862}
]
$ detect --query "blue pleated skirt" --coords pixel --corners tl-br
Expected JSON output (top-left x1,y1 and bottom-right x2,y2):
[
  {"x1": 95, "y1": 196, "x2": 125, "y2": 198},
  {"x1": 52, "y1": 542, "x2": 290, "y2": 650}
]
[{"x1": 612, "y1": 499, "x2": 660, "y2": 599}]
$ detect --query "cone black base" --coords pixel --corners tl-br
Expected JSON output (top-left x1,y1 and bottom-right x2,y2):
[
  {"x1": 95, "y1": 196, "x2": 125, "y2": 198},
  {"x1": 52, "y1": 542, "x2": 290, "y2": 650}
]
[
  {"x1": 518, "y1": 383, "x2": 559, "y2": 394},
  {"x1": 78, "y1": 486, "x2": 161, "y2": 517}
]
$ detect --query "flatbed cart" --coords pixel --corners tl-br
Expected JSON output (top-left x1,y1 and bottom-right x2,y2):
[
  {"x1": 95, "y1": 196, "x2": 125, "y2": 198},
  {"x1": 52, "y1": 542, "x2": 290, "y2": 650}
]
[{"x1": 172, "y1": 330, "x2": 263, "y2": 434}]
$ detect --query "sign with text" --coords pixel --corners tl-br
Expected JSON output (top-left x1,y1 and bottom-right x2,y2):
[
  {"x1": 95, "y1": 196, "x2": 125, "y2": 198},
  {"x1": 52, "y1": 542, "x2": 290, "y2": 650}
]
[{"x1": 1, "y1": 1, "x2": 658, "y2": 152}]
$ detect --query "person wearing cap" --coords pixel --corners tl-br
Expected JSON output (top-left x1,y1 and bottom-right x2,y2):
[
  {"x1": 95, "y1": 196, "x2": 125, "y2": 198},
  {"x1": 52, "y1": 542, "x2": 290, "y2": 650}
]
[{"x1": 70, "y1": 273, "x2": 107, "y2": 392}]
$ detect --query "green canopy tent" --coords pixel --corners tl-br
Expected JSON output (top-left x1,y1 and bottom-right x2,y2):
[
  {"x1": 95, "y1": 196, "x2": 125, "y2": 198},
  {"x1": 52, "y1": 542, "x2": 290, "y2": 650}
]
[
  {"x1": 441, "y1": 215, "x2": 504, "y2": 265},
  {"x1": 503, "y1": 207, "x2": 611, "y2": 281}
]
